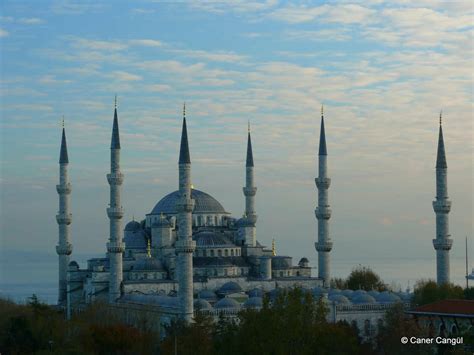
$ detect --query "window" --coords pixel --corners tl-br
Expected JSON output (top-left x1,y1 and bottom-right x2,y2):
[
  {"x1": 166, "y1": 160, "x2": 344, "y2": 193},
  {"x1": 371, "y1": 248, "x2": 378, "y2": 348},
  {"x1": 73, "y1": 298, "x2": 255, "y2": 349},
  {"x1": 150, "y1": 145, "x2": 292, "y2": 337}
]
[
  {"x1": 241, "y1": 268, "x2": 244, "y2": 275},
  {"x1": 218, "y1": 250, "x2": 222, "y2": 257},
  {"x1": 225, "y1": 249, "x2": 228, "y2": 257},
  {"x1": 231, "y1": 250, "x2": 234, "y2": 256},
  {"x1": 364, "y1": 320, "x2": 371, "y2": 336},
  {"x1": 211, "y1": 250, "x2": 214, "y2": 257},
  {"x1": 224, "y1": 269, "x2": 228, "y2": 276},
  {"x1": 279, "y1": 272, "x2": 283, "y2": 277},
  {"x1": 203, "y1": 250, "x2": 207, "y2": 257}
]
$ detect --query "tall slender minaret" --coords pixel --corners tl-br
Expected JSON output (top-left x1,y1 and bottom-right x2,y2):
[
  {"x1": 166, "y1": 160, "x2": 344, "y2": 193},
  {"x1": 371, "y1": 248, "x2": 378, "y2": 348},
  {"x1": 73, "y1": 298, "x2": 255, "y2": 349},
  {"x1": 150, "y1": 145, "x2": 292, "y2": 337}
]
[
  {"x1": 106, "y1": 97, "x2": 125, "y2": 302},
  {"x1": 315, "y1": 106, "x2": 333, "y2": 286},
  {"x1": 56, "y1": 122, "x2": 72, "y2": 306},
  {"x1": 432, "y1": 112, "x2": 452, "y2": 285},
  {"x1": 242, "y1": 122, "x2": 257, "y2": 246},
  {"x1": 175, "y1": 104, "x2": 196, "y2": 322}
]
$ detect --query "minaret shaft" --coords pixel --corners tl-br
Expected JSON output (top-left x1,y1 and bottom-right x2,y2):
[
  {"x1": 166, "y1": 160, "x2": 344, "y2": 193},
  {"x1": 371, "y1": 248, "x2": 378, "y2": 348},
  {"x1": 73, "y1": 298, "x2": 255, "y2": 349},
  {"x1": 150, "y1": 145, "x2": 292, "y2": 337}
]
[
  {"x1": 175, "y1": 114, "x2": 196, "y2": 323},
  {"x1": 432, "y1": 122, "x2": 452, "y2": 284},
  {"x1": 315, "y1": 115, "x2": 332, "y2": 286},
  {"x1": 107, "y1": 109, "x2": 125, "y2": 302},
  {"x1": 242, "y1": 130, "x2": 257, "y2": 246},
  {"x1": 56, "y1": 129, "x2": 72, "y2": 306}
]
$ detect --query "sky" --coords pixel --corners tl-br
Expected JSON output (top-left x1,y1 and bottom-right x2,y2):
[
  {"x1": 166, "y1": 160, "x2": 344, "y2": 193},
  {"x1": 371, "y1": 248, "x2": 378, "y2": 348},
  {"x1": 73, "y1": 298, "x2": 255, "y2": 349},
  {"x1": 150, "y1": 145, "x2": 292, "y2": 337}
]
[{"x1": 0, "y1": 1, "x2": 473, "y2": 288}]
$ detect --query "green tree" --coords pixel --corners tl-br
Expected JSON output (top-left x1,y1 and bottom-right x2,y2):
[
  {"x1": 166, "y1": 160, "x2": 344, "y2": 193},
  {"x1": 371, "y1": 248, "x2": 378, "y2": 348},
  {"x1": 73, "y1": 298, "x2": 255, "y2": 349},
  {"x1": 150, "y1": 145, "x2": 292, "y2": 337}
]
[
  {"x1": 346, "y1": 266, "x2": 387, "y2": 291},
  {"x1": 413, "y1": 280, "x2": 464, "y2": 306}
]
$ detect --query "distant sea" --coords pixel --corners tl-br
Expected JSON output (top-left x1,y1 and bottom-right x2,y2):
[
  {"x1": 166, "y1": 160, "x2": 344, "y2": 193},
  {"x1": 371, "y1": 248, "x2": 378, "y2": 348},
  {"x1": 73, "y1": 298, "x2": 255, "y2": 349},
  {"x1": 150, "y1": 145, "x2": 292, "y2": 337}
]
[{"x1": 0, "y1": 250, "x2": 468, "y2": 305}]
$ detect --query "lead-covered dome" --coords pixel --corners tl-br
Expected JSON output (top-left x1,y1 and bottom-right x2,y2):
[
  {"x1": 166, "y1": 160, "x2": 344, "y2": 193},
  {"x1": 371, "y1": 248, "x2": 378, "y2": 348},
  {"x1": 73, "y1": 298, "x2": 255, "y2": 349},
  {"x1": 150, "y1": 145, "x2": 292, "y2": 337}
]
[
  {"x1": 194, "y1": 231, "x2": 234, "y2": 247},
  {"x1": 150, "y1": 189, "x2": 228, "y2": 215},
  {"x1": 132, "y1": 257, "x2": 164, "y2": 271}
]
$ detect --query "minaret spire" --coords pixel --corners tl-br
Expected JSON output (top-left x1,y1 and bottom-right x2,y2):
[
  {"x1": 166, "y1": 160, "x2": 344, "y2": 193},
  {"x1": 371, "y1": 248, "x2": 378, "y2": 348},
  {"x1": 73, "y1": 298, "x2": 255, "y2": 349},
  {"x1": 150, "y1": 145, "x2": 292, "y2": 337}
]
[
  {"x1": 106, "y1": 98, "x2": 125, "y2": 302},
  {"x1": 432, "y1": 111, "x2": 452, "y2": 284},
  {"x1": 315, "y1": 105, "x2": 332, "y2": 286},
  {"x1": 56, "y1": 123, "x2": 72, "y2": 306},
  {"x1": 175, "y1": 104, "x2": 196, "y2": 323}
]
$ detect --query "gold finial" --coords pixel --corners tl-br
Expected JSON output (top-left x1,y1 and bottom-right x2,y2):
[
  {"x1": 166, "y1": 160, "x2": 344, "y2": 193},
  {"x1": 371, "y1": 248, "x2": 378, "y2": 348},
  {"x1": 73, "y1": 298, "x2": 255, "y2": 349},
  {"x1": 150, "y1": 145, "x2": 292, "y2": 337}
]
[
  {"x1": 191, "y1": 184, "x2": 194, "y2": 189},
  {"x1": 272, "y1": 238, "x2": 276, "y2": 256},
  {"x1": 146, "y1": 239, "x2": 151, "y2": 258},
  {"x1": 248, "y1": 120, "x2": 251, "y2": 133},
  {"x1": 160, "y1": 212, "x2": 164, "y2": 220},
  {"x1": 439, "y1": 110, "x2": 442, "y2": 125},
  {"x1": 183, "y1": 102, "x2": 186, "y2": 118},
  {"x1": 132, "y1": 214, "x2": 135, "y2": 221},
  {"x1": 61, "y1": 115, "x2": 65, "y2": 128},
  {"x1": 321, "y1": 104, "x2": 324, "y2": 116}
]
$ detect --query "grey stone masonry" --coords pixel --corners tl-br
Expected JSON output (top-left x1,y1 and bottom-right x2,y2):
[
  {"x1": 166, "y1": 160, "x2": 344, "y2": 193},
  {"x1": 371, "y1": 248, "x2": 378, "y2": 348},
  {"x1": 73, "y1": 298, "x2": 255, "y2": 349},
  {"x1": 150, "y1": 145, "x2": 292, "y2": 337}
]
[
  {"x1": 107, "y1": 107, "x2": 125, "y2": 302},
  {"x1": 56, "y1": 127, "x2": 72, "y2": 306},
  {"x1": 315, "y1": 112, "x2": 332, "y2": 286},
  {"x1": 176, "y1": 113, "x2": 196, "y2": 323},
  {"x1": 432, "y1": 117, "x2": 452, "y2": 285}
]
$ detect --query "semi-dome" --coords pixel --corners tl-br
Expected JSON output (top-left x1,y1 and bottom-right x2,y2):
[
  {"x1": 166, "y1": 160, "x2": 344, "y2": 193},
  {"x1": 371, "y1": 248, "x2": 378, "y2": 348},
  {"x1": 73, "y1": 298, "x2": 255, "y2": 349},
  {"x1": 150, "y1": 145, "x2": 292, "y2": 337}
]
[
  {"x1": 150, "y1": 189, "x2": 229, "y2": 215},
  {"x1": 244, "y1": 297, "x2": 263, "y2": 309},
  {"x1": 132, "y1": 257, "x2": 164, "y2": 271},
  {"x1": 218, "y1": 281, "x2": 243, "y2": 296},
  {"x1": 351, "y1": 293, "x2": 376, "y2": 304},
  {"x1": 194, "y1": 231, "x2": 234, "y2": 247},
  {"x1": 124, "y1": 230, "x2": 147, "y2": 249},
  {"x1": 352, "y1": 289, "x2": 367, "y2": 297},
  {"x1": 198, "y1": 289, "x2": 217, "y2": 301},
  {"x1": 194, "y1": 299, "x2": 213, "y2": 311},
  {"x1": 329, "y1": 288, "x2": 342, "y2": 295},
  {"x1": 215, "y1": 297, "x2": 241, "y2": 309},
  {"x1": 376, "y1": 291, "x2": 401, "y2": 304},
  {"x1": 248, "y1": 288, "x2": 264, "y2": 298},
  {"x1": 329, "y1": 294, "x2": 351, "y2": 304},
  {"x1": 341, "y1": 289, "x2": 354, "y2": 297},
  {"x1": 125, "y1": 220, "x2": 141, "y2": 232},
  {"x1": 368, "y1": 290, "x2": 380, "y2": 298}
]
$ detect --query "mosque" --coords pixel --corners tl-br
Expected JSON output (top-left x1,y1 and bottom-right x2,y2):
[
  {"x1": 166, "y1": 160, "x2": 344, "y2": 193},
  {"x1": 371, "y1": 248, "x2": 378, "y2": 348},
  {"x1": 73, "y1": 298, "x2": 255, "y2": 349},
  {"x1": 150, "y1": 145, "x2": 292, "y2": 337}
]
[{"x1": 55, "y1": 102, "x2": 451, "y2": 337}]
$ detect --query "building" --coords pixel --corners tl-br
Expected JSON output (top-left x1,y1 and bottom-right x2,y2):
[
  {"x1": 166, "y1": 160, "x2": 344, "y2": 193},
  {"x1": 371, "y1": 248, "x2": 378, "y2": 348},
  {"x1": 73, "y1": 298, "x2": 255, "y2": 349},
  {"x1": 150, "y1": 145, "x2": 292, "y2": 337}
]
[{"x1": 57, "y1": 102, "x2": 452, "y2": 334}]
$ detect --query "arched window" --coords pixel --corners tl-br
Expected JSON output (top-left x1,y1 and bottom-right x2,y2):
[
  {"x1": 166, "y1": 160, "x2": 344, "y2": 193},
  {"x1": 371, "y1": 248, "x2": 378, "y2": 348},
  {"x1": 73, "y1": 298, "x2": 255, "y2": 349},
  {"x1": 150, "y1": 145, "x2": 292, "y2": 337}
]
[
  {"x1": 218, "y1": 250, "x2": 222, "y2": 257},
  {"x1": 225, "y1": 249, "x2": 228, "y2": 257},
  {"x1": 231, "y1": 249, "x2": 234, "y2": 256},
  {"x1": 214, "y1": 269, "x2": 218, "y2": 276},
  {"x1": 203, "y1": 250, "x2": 207, "y2": 257},
  {"x1": 211, "y1": 250, "x2": 214, "y2": 257},
  {"x1": 224, "y1": 269, "x2": 228, "y2": 276},
  {"x1": 364, "y1": 320, "x2": 371, "y2": 336}
]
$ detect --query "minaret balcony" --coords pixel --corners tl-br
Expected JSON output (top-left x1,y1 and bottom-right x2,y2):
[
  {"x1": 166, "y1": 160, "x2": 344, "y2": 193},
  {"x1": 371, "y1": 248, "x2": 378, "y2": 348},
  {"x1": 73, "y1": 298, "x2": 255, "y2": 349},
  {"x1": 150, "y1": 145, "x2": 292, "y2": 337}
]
[
  {"x1": 107, "y1": 207, "x2": 124, "y2": 219},
  {"x1": 315, "y1": 241, "x2": 333, "y2": 252},
  {"x1": 107, "y1": 172, "x2": 124, "y2": 185},
  {"x1": 107, "y1": 241, "x2": 125, "y2": 253},
  {"x1": 432, "y1": 200, "x2": 451, "y2": 213},
  {"x1": 56, "y1": 213, "x2": 72, "y2": 225},
  {"x1": 315, "y1": 178, "x2": 331, "y2": 189},
  {"x1": 243, "y1": 187, "x2": 257, "y2": 196},
  {"x1": 246, "y1": 213, "x2": 258, "y2": 225},
  {"x1": 433, "y1": 238, "x2": 453, "y2": 251},
  {"x1": 315, "y1": 207, "x2": 332, "y2": 219},
  {"x1": 56, "y1": 243, "x2": 72, "y2": 255},
  {"x1": 56, "y1": 183, "x2": 72, "y2": 194},
  {"x1": 176, "y1": 199, "x2": 195, "y2": 213},
  {"x1": 175, "y1": 240, "x2": 196, "y2": 253}
]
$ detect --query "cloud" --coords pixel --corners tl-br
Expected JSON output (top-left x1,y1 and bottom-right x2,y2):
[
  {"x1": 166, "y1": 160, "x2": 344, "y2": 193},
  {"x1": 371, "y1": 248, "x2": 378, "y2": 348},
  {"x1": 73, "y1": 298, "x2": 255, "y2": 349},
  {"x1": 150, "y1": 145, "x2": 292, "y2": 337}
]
[
  {"x1": 69, "y1": 37, "x2": 127, "y2": 51},
  {"x1": 168, "y1": 49, "x2": 247, "y2": 63},
  {"x1": 50, "y1": 1, "x2": 105, "y2": 15},
  {"x1": 38, "y1": 75, "x2": 72, "y2": 84},
  {"x1": 146, "y1": 84, "x2": 171, "y2": 92},
  {"x1": 190, "y1": 0, "x2": 278, "y2": 14},
  {"x1": 0, "y1": 28, "x2": 9, "y2": 37},
  {"x1": 130, "y1": 39, "x2": 163, "y2": 47},
  {"x1": 111, "y1": 71, "x2": 143, "y2": 82},
  {"x1": 18, "y1": 17, "x2": 44, "y2": 25}
]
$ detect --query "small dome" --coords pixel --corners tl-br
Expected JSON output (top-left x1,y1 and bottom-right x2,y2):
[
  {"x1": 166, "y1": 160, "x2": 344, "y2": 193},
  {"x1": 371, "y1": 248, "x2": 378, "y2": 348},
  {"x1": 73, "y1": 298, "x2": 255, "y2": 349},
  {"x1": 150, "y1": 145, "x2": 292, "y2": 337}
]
[
  {"x1": 268, "y1": 288, "x2": 285, "y2": 300},
  {"x1": 244, "y1": 297, "x2": 263, "y2": 309},
  {"x1": 368, "y1": 290, "x2": 380, "y2": 298},
  {"x1": 351, "y1": 294, "x2": 376, "y2": 304},
  {"x1": 215, "y1": 297, "x2": 241, "y2": 309},
  {"x1": 218, "y1": 281, "x2": 243, "y2": 296},
  {"x1": 125, "y1": 220, "x2": 141, "y2": 232},
  {"x1": 376, "y1": 291, "x2": 401, "y2": 304},
  {"x1": 194, "y1": 231, "x2": 234, "y2": 247},
  {"x1": 132, "y1": 257, "x2": 164, "y2": 271},
  {"x1": 312, "y1": 286, "x2": 326, "y2": 297},
  {"x1": 352, "y1": 289, "x2": 367, "y2": 298},
  {"x1": 198, "y1": 289, "x2": 217, "y2": 301},
  {"x1": 194, "y1": 299, "x2": 213, "y2": 311},
  {"x1": 328, "y1": 294, "x2": 351, "y2": 304},
  {"x1": 341, "y1": 289, "x2": 354, "y2": 297},
  {"x1": 298, "y1": 257, "x2": 309, "y2": 267},
  {"x1": 396, "y1": 292, "x2": 412, "y2": 301},
  {"x1": 329, "y1": 288, "x2": 342, "y2": 295},
  {"x1": 124, "y1": 230, "x2": 147, "y2": 249},
  {"x1": 248, "y1": 288, "x2": 264, "y2": 298},
  {"x1": 68, "y1": 261, "x2": 79, "y2": 269}
]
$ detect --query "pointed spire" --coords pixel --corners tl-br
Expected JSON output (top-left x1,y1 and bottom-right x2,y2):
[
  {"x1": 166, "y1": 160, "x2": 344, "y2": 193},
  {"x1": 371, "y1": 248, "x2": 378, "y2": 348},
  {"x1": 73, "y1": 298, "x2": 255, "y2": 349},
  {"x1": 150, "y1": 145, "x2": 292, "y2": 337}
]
[
  {"x1": 436, "y1": 111, "x2": 447, "y2": 169},
  {"x1": 246, "y1": 122, "x2": 254, "y2": 167},
  {"x1": 318, "y1": 105, "x2": 327, "y2": 156},
  {"x1": 272, "y1": 238, "x2": 276, "y2": 256},
  {"x1": 179, "y1": 103, "x2": 191, "y2": 164},
  {"x1": 111, "y1": 97, "x2": 121, "y2": 149},
  {"x1": 59, "y1": 122, "x2": 69, "y2": 164}
]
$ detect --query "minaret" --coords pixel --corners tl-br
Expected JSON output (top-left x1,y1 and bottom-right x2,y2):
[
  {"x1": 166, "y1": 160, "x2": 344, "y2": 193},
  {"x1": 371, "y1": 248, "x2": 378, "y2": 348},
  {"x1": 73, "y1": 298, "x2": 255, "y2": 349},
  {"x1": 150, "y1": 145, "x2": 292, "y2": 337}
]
[
  {"x1": 106, "y1": 97, "x2": 125, "y2": 302},
  {"x1": 242, "y1": 122, "x2": 257, "y2": 246},
  {"x1": 315, "y1": 106, "x2": 333, "y2": 286},
  {"x1": 175, "y1": 104, "x2": 196, "y2": 322},
  {"x1": 56, "y1": 121, "x2": 72, "y2": 306},
  {"x1": 432, "y1": 112, "x2": 452, "y2": 285}
]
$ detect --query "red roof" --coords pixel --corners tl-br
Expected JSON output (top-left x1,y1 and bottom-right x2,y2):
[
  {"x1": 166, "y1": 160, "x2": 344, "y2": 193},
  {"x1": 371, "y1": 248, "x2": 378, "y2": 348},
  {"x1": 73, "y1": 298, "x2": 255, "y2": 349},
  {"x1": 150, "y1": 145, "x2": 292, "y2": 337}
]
[{"x1": 409, "y1": 299, "x2": 474, "y2": 317}]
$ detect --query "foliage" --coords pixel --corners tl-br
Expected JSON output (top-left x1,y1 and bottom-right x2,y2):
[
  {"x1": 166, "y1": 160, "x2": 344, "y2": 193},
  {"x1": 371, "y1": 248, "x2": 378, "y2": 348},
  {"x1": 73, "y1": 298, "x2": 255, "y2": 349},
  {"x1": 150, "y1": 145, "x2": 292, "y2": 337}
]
[
  {"x1": 463, "y1": 286, "x2": 474, "y2": 300},
  {"x1": 331, "y1": 266, "x2": 387, "y2": 291},
  {"x1": 413, "y1": 280, "x2": 464, "y2": 306}
]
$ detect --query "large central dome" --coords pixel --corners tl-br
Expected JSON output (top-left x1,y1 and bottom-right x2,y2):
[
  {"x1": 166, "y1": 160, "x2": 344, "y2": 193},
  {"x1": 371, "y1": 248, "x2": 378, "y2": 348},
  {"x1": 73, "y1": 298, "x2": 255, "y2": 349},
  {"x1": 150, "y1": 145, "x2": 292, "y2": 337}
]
[{"x1": 150, "y1": 189, "x2": 229, "y2": 215}]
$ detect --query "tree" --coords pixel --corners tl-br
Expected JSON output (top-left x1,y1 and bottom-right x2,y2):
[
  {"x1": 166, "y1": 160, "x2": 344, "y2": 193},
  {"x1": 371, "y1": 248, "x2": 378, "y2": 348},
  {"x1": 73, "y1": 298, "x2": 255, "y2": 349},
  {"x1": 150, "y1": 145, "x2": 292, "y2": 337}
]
[
  {"x1": 413, "y1": 280, "x2": 464, "y2": 306},
  {"x1": 346, "y1": 266, "x2": 387, "y2": 291}
]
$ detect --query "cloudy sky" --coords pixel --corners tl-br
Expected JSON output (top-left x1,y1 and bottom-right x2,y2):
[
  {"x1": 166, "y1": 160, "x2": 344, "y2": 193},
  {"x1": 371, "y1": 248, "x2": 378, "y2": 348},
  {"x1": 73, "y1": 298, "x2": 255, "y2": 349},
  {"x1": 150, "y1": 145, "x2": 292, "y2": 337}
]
[{"x1": 1, "y1": 1, "x2": 472, "y2": 286}]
